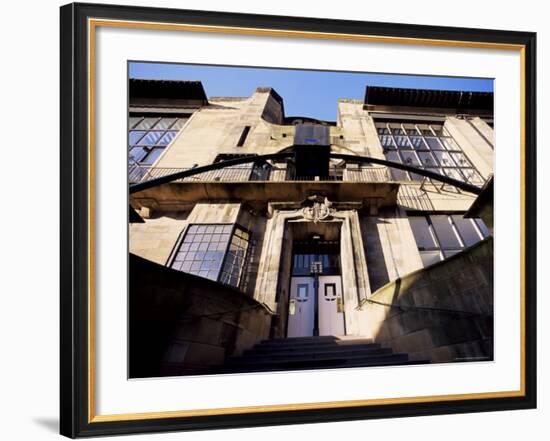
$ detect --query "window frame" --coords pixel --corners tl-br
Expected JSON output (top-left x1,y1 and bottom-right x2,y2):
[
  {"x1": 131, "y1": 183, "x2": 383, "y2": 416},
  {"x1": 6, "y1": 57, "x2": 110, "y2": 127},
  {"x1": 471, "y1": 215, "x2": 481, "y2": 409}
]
[
  {"x1": 375, "y1": 121, "x2": 485, "y2": 185},
  {"x1": 408, "y1": 212, "x2": 490, "y2": 268},
  {"x1": 167, "y1": 222, "x2": 251, "y2": 289},
  {"x1": 128, "y1": 115, "x2": 188, "y2": 168}
]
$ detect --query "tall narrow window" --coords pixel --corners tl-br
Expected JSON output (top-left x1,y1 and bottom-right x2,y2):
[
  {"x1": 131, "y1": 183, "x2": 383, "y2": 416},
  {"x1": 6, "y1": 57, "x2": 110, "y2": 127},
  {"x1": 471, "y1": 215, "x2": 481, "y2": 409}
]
[
  {"x1": 236, "y1": 125, "x2": 251, "y2": 147},
  {"x1": 409, "y1": 214, "x2": 490, "y2": 268},
  {"x1": 170, "y1": 224, "x2": 250, "y2": 289}
]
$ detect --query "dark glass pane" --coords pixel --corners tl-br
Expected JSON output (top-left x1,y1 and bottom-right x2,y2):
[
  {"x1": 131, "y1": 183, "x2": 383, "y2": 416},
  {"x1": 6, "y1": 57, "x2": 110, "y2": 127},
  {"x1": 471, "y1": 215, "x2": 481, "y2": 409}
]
[
  {"x1": 462, "y1": 169, "x2": 485, "y2": 185},
  {"x1": 154, "y1": 118, "x2": 177, "y2": 129},
  {"x1": 434, "y1": 151, "x2": 456, "y2": 167},
  {"x1": 379, "y1": 135, "x2": 395, "y2": 149},
  {"x1": 425, "y1": 137, "x2": 444, "y2": 150},
  {"x1": 129, "y1": 147, "x2": 147, "y2": 163},
  {"x1": 400, "y1": 151, "x2": 421, "y2": 166},
  {"x1": 157, "y1": 131, "x2": 177, "y2": 146},
  {"x1": 440, "y1": 137, "x2": 459, "y2": 151},
  {"x1": 425, "y1": 167, "x2": 444, "y2": 177},
  {"x1": 129, "y1": 117, "x2": 142, "y2": 129},
  {"x1": 134, "y1": 117, "x2": 159, "y2": 130},
  {"x1": 403, "y1": 124, "x2": 418, "y2": 135},
  {"x1": 171, "y1": 261, "x2": 183, "y2": 271},
  {"x1": 174, "y1": 251, "x2": 186, "y2": 262},
  {"x1": 430, "y1": 215, "x2": 461, "y2": 249},
  {"x1": 451, "y1": 215, "x2": 482, "y2": 247},
  {"x1": 138, "y1": 131, "x2": 164, "y2": 146},
  {"x1": 417, "y1": 125, "x2": 433, "y2": 136},
  {"x1": 129, "y1": 130, "x2": 146, "y2": 146},
  {"x1": 171, "y1": 118, "x2": 189, "y2": 130},
  {"x1": 418, "y1": 151, "x2": 437, "y2": 167},
  {"x1": 475, "y1": 219, "x2": 491, "y2": 237},
  {"x1": 409, "y1": 136, "x2": 425, "y2": 149},
  {"x1": 451, "y1": 152, "x2": 472, "y2": 167},
  {"x1": 389, "y1": 125, "x2": 405, "y2": 135},
  {"x1": 393, "y1": 135, "x2": 410, "y2": 149},
  {"x1": 420, "y1": 250, "x2": 442, "y2": 267},
  {"x1": 141, "y1": 148, "x2": 164, "y2": 165},
  {"x1": 386, "y1": 151, "x2": 401, "y2": 163},
  {"x1": 443, "y1": 168, "x2": 465, "y2": 182},
  {"x1": 409, "y1": 217, "x2": 438, "y2": 249}
]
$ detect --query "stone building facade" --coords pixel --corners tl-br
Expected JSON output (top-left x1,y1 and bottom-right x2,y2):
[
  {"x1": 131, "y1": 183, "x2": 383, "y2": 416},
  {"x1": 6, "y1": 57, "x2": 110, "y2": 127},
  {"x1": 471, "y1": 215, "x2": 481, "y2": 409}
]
[{"x1": 128, "y1": 79, "x2": 494, "y2": 376}]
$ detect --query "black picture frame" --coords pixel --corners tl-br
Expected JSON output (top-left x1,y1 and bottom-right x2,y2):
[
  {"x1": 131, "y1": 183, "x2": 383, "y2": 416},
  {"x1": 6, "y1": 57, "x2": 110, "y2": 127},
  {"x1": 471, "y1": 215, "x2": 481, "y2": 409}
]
[{"x1": 60, "y1": 2, "x2": 537, "y2": 438}]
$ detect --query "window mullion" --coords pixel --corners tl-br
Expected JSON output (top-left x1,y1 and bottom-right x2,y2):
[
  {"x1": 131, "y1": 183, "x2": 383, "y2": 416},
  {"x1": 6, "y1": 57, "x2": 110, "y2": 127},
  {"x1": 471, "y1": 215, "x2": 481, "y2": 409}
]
[{"x1": 448, "y1": 215, "x2": 465, "y2": 248}]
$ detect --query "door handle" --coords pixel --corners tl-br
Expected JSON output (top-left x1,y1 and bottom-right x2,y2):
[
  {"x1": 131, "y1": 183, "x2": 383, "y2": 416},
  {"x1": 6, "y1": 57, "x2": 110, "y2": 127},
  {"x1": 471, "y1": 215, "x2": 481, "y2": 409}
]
[
  {"x1": 289, "y1": 299, "x2": 296, "y2": 315},
  {"x1": 337, "y1": 297, "x2": 344, "y2": 313}
]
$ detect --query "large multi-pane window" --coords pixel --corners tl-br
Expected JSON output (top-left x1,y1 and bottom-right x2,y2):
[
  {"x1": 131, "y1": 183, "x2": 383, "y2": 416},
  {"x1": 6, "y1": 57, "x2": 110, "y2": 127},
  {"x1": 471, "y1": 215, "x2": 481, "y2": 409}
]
[
  {"x1": 128, "y1": 116, "x2": 188, "y2": 166},
  {"x1": 170, "y1": 224, "x2": 250, "y2": 289},
  {"x1": 409, "y1": 214, "x2": 490, "y2": 268},
  {"x1": 375, "y1": 121, "x2": 485, "y2": 186}
]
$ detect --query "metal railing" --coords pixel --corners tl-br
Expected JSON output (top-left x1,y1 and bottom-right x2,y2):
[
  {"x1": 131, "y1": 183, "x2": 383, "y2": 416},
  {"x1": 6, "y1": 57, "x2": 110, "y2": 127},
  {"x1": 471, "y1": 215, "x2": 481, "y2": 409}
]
[{"x1": 128, "y1": 164, "x2": 392, "y2": 184}]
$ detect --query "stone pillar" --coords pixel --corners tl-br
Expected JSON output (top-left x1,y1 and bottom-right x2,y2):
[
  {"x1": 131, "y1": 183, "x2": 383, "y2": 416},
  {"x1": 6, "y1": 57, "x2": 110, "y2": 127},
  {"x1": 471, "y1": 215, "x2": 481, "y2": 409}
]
[
  {"x1": 444, "y1": 117, "x2": 494, "y2": 179},
  {"x1": 334, "y1": 211, "x2": 373, "y2": 336},
  {"x1": 361, "y1": 207, "x2": 424, "y2": 292}
]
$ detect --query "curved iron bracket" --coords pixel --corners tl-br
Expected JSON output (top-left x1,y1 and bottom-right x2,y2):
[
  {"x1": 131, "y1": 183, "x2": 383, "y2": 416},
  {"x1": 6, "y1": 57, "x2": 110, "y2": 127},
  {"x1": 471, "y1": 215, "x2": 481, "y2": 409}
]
[{"x1": 129, "y1": 150, "x2": 482, "y2": 195}]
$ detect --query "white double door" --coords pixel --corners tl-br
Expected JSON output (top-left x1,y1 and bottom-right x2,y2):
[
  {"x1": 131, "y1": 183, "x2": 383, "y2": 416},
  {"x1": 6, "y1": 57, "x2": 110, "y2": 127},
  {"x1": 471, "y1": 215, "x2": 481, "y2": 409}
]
[{"x1": 287, "y1": 276, "x2": 345, "y2": 338}]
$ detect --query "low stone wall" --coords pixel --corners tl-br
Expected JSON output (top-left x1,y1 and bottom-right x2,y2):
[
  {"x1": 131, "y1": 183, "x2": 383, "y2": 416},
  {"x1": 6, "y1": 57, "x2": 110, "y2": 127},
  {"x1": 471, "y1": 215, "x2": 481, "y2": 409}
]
[
  {"x1": 361, "y1": 238, "x2": 493, "y2": 363},
  {"x1": 129, "y1": 254, "x2": 273, "y2": 378}
]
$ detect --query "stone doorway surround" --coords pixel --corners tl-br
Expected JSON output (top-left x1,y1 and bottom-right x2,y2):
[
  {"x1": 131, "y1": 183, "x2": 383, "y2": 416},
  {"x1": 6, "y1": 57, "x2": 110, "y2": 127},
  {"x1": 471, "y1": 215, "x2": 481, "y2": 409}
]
[{"x1": 253, "y1": 197, "x2": 373, "y2": 338}]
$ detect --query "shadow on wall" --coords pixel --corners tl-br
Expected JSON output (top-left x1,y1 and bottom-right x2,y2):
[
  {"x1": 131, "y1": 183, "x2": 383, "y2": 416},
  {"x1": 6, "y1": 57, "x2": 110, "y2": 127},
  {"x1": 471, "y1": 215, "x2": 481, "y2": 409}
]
[
  {"x1": 361, "y1": 237, "x2": 494, "y2": 364},
  {"x1": 129, "y1": 254, "x2": 273, "y2": 378}
]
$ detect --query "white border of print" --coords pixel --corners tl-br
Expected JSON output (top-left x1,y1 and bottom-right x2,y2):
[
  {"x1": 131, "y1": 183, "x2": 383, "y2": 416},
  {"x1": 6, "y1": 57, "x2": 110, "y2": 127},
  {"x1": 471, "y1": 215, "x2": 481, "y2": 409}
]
[{"x1": 94, "y1": 24, "x2": 519, "y2": 416}]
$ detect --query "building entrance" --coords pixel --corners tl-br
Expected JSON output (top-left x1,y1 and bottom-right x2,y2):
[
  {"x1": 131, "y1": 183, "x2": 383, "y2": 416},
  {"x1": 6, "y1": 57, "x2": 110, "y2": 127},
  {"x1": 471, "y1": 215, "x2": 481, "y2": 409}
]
[{"x1": 286, "y1": 239, "x2": 345, "y2": 337}]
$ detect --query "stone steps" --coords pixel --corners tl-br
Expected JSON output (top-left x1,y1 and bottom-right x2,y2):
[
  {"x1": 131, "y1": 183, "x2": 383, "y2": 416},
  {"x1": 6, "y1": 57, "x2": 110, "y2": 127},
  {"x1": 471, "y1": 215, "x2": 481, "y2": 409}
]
[
  {"x1": 211, "y1": 335, "x2": 429, "y2": 374},
  {"x1": 232, "y1": 347, "x2": 393, "y2": 364},
  {"x1": 245, "y1": 342, "x2": 382, "y2": 355},
  {"x1": 255, "y1": 337, "x2": 375, "y2": 349}
]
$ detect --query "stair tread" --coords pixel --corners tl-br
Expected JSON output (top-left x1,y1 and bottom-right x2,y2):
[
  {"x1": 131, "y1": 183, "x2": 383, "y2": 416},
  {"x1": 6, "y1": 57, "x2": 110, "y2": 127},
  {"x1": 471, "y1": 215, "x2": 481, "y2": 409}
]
[
  {"x1": 227, "y1": 352, "x2": 409, "y2": 368},
  {"x1": 257, "y1": 339, "x2": 376, "y2": 348},
  {"x1": 246, "y1": 344, "x2": 382, "y2": 355},
  {"x1": 211, "y1": 335, "x2": 429, "y2": 375},
  {"x1": 238, "y1": 347, "x2": 392, "y2": 362},
  {"x1": 215, "y1": 358, "x2": 429, "y2": 374}
]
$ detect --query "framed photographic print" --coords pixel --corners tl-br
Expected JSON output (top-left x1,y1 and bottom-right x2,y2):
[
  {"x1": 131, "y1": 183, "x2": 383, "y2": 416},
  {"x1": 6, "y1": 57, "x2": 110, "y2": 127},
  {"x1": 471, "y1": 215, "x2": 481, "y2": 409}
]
[{"x1": 60, "y1": 2, "x2": 537, "y2": 438}]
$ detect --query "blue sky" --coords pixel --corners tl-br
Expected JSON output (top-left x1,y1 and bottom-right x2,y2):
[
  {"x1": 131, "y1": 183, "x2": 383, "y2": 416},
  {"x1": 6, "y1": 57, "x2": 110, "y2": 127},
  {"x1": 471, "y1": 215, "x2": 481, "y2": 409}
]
[{"x1": 129, "y1": 62, "x2": 493, "y2": 121}]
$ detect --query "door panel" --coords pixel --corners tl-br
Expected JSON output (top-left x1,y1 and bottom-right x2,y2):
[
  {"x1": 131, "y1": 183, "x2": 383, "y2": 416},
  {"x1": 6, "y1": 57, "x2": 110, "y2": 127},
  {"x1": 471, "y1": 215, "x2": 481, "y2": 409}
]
[
  {"x1": 287, "y1": 277, "x2": 315, "y2": 337},
  {"x1": 318, "y1": 276, "x2": 345, "y2": 336}
]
